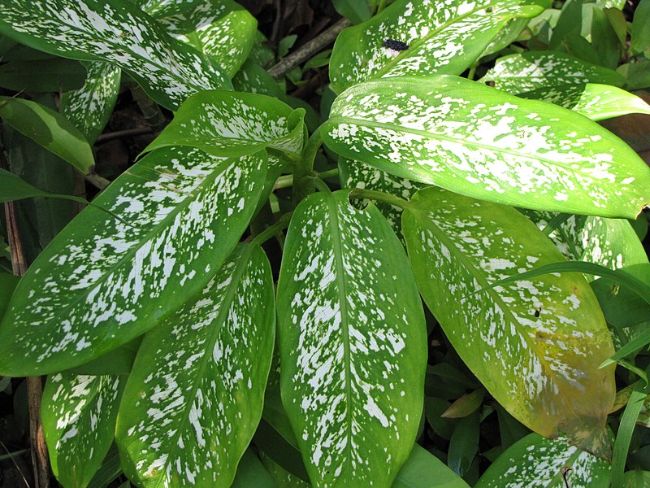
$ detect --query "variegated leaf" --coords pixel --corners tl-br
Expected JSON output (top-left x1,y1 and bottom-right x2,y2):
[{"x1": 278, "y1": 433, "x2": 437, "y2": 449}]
[
  {"x1": 482, "y1": 51, "x2": 625, "y2": 95},
  {"x1": 62, "y1": 62, "x2": 122, "y2": 143},
  {"x1": 402, "y1": 188, "x2": 616, "y2": 453},
  {"x1": 524, "y1": 211, "x2": 649, "y2": 276},
  {"x1": 475, "y1": 433, "x2": 611, "y2": 487},
  {"x1": 339, "y1": 158, "x2": 424, "y2": 236},
  {"x1": 0, "y1": 0, "x2": 230, "y2": 110},
  {"x1": 0, "y1": 147, "x2": 267, "y2": 376},
  {"x1": 145, "y1": 90, "x2": 305, "y2": 159},
  {"x1": 540, "y1": 84, "x2": 650, "y2": 121},
  {"x1": 329, "y1": 0, "x2": 546, "y2": 93},
  {"x1": 117, "y1": 243, "x2": 275, "y2": 487},
  {"x1": 41, "y1": 373, "x2": 126, "y2": 488},
  {"x1": 323, "y1": 75, "x2": 650, "y2": 218},
  {"x1": 148, "y1": 1, "x2": 257, "y2": 77},
  {"x1": 277, "y1": 190, "x2": 427, "y2": 487},
  {"x1": 481, "y1": 52, "x2": 650, "y2": 120}
]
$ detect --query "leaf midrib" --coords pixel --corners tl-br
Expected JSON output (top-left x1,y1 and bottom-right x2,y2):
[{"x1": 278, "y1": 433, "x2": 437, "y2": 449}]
[
  {"x1": 365, "y1": 0, "x2": 509, "y2": 80},
  {"x1": 322, "y1": 193, "x2": 354, "y2": 481},
  {"x1": 328, "y1": 116, "x2": 588, "y2": 172},
  {"x1": 149, "y1": 244, "x2": 255, "y2": 488}
]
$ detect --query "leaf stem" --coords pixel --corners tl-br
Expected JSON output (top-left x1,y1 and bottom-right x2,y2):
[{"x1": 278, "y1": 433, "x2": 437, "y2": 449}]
[
  {"x1": 349, "y1": 188, "x2": 412, "y2": 210},
  {"x1": 250, "y1": 212, "x2": 293, "y2": 246},
  {"x1": 292, "y1": 127, "x2": 324, "y2": 204},
  {"x1": 610, "y1": 385, "x2": 647, "y2": 486},
  {"x1": 273, "y1": 168, "x2": 339, "y2": 190}
]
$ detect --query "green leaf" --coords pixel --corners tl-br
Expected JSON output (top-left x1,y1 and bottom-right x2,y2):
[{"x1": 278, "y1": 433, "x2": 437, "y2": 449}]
[
  {"x1": 475, "y1": 433, "x2": 611, "y2": 487},
  {"x1": 231, "y1": 450, "x2": 276, "y2": 488},
  {"x1": 632, "y1": 0, "x2": 650, "y2": 55},
  {"x1": 448, "y1": 413, "x2": 480, "y2": 477},
  {"x1": 481, "y1": 52, "x2": 650, "y2": 120},
  {"x1": 0, "y1": 97, "x2": 94, "y2": 173},
  {"x1": 148, "y1": 2, "x2": 257, "y2": 77},
  {"x1": 332, "y1": 0, "x2": 372, "y2": 23},
  {"x1": 624, "y1": 471, "x2": 650, "y2": 487},
  {"x1": 524, "y1": 211, "x2": 648, "y2": 274},
  {"x1": 116, "y1": 243, "x2": 275, "y2": 487},
  {"x1": 402, "y1": 188, "x2": 616, "y2": 453},
  {"x1": 0, "y1": 147, "x2": 267, "y2": 376},
  {"x1": 323, "y1": 75, "x2": 650, "y2": 218},
  {"x1": 259, "y1": 451, "x2": 310, "y2": 488},
  {"x1": 482, "y1": 51, "x2": 625, "y2": 94},
  {"x1": 232, "y1": 60, "x2": 284, "y2": 97},
  {"x1": 0, "y1": 0, "x2": 231, "y2": 110},
  {"x1": 0, "y1": 168, "x2": 86, "y2": 204},
  {"x1": 329, "y1": 0, "x2": 545, "y2": 93},
  {"x1": 62, "y1": 62, "x2": 122, "y2": 143},
  {"x1": 339, "y1": 158, "x2": 424, "y2": 236},
  {"x1": 0, "y1": 272, "x2": 18, "y2": 318},
  {"x1": 612, "y1": 387, "x2": 647, "y2": 487},
  {"x1": 394, "y1": 445, "x2": 470, "y2": 488},
  {"x1": 277, "y1": 190, "x2": 427, "y2": 487},
  {"x1": 0, "y1": 58, "x2": 86, "y2": 92},
  {"x1": 441, "y1": 390, "x2": 485, "y2": 419},
  {"x1": 41, "y1": 373, "x2": 126, "y2": 488},
  {"x1": 619, "y1": 60, "x2": 650, "y2": 90},
  {"x1": 144, "y1": 90, "x2": 305, "y2": 159}
]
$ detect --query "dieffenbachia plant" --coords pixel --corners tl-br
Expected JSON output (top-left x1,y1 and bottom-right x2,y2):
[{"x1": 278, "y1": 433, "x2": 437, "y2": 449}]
[{"x1": 0, "y1": 0, "x2": 649, "y2": 487}]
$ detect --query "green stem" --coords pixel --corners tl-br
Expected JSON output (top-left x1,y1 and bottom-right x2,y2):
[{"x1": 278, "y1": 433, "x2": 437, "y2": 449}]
[
  {"x1": 349, "y1": 188, "x2": 412, "y2": 209},
  {"x1": 310, "y1": 176, "x2": 332, "y2": 194},
  {"x1": 467, "y1": 64, "x2": 478, "y2": 81},
  {"x1": 274, "y1": 168, "x2": 339, "y2": 191},
  {"x1": 292, "y1": 127, "x2": 324, "y2": 204},
  {"x1": 250, "y1": 212, "x2": 293, "y2": 246}
]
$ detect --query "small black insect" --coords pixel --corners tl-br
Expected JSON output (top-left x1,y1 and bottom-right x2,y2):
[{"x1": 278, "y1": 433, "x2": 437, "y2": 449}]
[
  {"x1": 533, "y1": 308, "x2": 541, "y2": 318},
  {"x1": 383, "y1": 39, "x2": 409, "y2": 51}
]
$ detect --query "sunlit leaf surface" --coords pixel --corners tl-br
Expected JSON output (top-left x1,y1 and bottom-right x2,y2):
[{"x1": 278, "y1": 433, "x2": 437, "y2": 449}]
[
  {"x1": 117, "y1": 243, "x2": 275, "y2": 487},
  {"x1": 0, "y1": 147, "x2": 267, "y2": 375},
  {"x1": 323, "y1": 75, "x2": 650, "y2": 218},
  {"x1": 403, "y1": 188, "x2": 616, "y2": 453},
  {"x1": 330, "y1": 0, "x2": 546, "y2": 93},
  {"x1": 277, "y1": 190, "x2": 427, "y2": 487},
  {"x1": 0, "y1": 0, "x2": 231, "y2": 109}
]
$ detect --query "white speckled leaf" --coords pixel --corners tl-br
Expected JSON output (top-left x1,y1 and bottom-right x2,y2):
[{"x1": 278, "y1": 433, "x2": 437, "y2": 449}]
[
  {"x1": 339, "y1": 158, "x2": 424, "y2": 236},
  {"x1": 323, "y1": 75, "x2": 650, "y2": 218},
  {"x1": 145, "y1": 90, "x2": 305, "y2": 159},
  {"x1": 482, "y1": 51, "x2": 625, "y2": 94},
  {"x1": 149, "y1": 1, "x2": 257, "y2": 77},
  {"x1": 329, "y1": 0, "x2": 546, "y2": 93},
  {"x1": 0, "y1": 147, "x2": 267, "y2": 376},
  {"x1": 62, "y1": 62, "x2": 121, "y2": 143},
  {"x1": 116, "y1": 242, "x2": 275, "y2": 488},
  {"x1": 276, "y1": 190, "x2": 427, "y2": 487},
  {"x1": 524, "y1": 211, "x2": 649, "y2": 277},
  {"x1": 475, "y1": 433, "x2": 610, "y2": 487},
  {"x1": 0, "y1": 0, "x2": 231, "y2": 110},
  {"x1": 481, "y1": 52, "x2": 650, "y2": 120},
  {"x1": 402, "y1": 188, "x2": 616, "y2": 453},
  {"x1": 41, "y1": 373, "x2": 126, "y2": 488}
]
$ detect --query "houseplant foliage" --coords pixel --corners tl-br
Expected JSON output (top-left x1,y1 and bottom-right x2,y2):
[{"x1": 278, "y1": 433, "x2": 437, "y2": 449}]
[{"x1": 0, "y1": 0, "x2": 649, "y2": 487}]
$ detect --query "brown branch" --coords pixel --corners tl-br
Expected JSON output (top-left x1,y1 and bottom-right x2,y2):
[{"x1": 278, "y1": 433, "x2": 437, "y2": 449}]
[
  {"x1": 267, "y1": 18, "x2": 351, "y2": 79},
  {"x1": 3, "y1": 201, "x2": 49, "y2": 488},
  {"x1": 96, "y1": 126, "x2": 153, "y2": 143}
]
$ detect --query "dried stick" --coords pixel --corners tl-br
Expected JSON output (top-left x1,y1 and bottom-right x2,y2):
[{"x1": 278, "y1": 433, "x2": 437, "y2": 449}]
[
  {"x1": 267, "y1": 18, "x2": 351, "y2": 79},
  {"x1": 3, "y1": 201, "x2": 50, "y2": 488}
]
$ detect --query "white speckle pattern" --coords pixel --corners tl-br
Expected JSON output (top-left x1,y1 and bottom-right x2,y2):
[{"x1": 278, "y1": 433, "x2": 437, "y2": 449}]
[
  {"x1": 524, "y1": 210, "x2": 649, "y2": 279},
  {"x1": 41, "y1": 373, "x2": 125, "y2": 488},
  {"x1": 62, "y1": 61, "x2": 121, "y2": 143},
  {"x1": 339, "y1": 158, "x2": 424, "y2": 238},
  {"x1": 403, "y1": 188, "x2": 615, "y2": 448},
  {"x1": 277, "y1": 190, "x2": 427, "y2": 487},
  {"x1": 0, "y1": 147, "x2": 266, "y2": 375},
  {"x1": 324, "y1": 75, "x2": 650, "y2": 218},
  {"x1": 475, "y1": 434, "x2": 611, "y2": 488},
  {"x1": 0, "y1": 0, "x2": 230, "y2": 109},
  {"x1": 117, "y1": 243, "x2": 275, "y2": 487},
  {"x1": 330, "y1": 0, "x2": 543, "y2": 93},
  {"x1": 148, "y1": 90, "x2": 305, "y2": 158}
]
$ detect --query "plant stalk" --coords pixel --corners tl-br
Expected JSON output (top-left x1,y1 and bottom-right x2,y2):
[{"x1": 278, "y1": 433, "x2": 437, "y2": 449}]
[
  {"x1": 3, "y1": 200, "x2": 50, "y2": 488},
  {"x1": 348, "y1": 188, "x2": 412, "y2": 209},
  {"x1": 292, "y1": 128, "x2": 324, "y2": 204}
]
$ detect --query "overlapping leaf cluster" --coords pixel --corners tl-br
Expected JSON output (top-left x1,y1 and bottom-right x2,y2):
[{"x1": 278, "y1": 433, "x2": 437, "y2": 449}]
[{"x1": 0, "y1": 0, "x2": 649, "y2": 487}]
